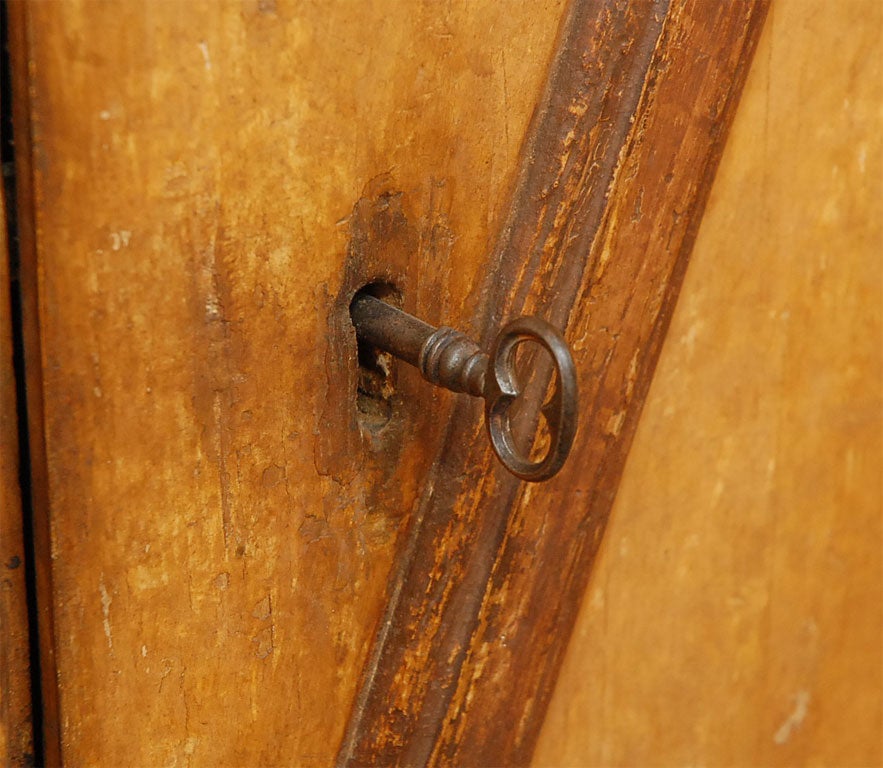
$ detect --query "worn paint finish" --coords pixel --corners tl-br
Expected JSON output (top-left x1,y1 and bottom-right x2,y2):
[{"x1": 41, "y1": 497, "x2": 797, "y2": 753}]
[
  {"x1": 536, "y1": 0, "x2": 883, "y2": 763},
  {"x1": 10, "y1": 0, "x2": 565, "y2": 764}
]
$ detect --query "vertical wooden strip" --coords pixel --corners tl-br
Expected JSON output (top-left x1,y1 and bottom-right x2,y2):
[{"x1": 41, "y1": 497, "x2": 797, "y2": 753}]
[
  {"x1": 6, "y1": 2, "x2": 61, "y2": 763},
  {"x1": 339, "y1": 0, "x2": 769, "y2": 765},
  {"x1": 0, "y1": 185, "x2": 34, "y2": 765}
]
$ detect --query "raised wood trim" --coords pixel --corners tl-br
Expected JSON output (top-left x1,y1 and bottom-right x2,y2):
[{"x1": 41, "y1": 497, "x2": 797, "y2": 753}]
[{"x1": 338, "y1": 0, "x2": 770, "y2": 765}]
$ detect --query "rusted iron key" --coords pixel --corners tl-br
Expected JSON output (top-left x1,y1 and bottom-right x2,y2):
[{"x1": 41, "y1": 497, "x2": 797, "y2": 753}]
[{"x1": 349, "y1": 292, "x2": 578, "y2": 482}]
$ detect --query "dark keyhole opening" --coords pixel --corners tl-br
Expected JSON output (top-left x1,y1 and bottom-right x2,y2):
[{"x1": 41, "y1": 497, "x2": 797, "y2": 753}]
[{"x1": 350, "y1": 282, "x2": 400, "y2": 430}]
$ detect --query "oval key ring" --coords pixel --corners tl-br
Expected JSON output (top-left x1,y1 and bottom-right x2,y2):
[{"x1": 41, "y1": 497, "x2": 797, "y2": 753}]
[{"x1": 484, "y1": 316, "x2": 578, "y2": 482}]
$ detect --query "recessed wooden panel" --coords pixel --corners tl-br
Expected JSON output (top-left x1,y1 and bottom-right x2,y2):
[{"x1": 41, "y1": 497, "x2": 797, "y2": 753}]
[
  {"x1": 10, "y1": 1, "x2": 565, "y2": 763},
  {"x1": 535, "y1": 0, "x2": 883, "y2": 763}
]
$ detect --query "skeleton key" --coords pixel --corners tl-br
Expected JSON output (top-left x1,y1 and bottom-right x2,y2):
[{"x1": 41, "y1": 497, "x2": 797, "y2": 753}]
[{"x1": 349, "y1": 292, "x2": 578, "y2": 482}]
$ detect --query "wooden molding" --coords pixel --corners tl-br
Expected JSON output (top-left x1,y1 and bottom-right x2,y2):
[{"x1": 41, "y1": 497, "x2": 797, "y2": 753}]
[{"x1": 338, "y1": 0, "x2": 770, "y2": 765}]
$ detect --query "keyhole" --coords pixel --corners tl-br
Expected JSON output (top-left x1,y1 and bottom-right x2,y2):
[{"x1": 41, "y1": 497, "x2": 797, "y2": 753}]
[{"x1": 350, "y1": 282, "x2": 400, "y2": 430}]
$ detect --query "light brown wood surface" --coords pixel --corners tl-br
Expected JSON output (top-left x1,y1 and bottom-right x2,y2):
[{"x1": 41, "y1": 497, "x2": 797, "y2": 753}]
[
  {"x1": 534, "y1": 0, "x2": 883, "y2": 764},
  {"x1": 10, "y1": 1, "x2": 565, "y2": 764}
]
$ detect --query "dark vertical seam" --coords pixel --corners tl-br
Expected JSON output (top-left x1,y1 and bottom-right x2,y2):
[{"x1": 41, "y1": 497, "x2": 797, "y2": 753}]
[{"x1": 1, "y1": 1, "x2": 43, "y2": 764}]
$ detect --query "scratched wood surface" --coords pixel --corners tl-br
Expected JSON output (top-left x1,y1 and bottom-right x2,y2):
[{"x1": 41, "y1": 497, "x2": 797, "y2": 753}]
[
  {"x1": 535, "y1": 0, "x2": 883, "y2": 764},
  {"x1": 0, "y1": 183, "x2": 33, "y2": 765},
  {"x1": 340, "y1": 1, "x2": 769, "y2": 765},
  {"x1": 8, "y1": 1, "x2": 566, "y2": 763}
]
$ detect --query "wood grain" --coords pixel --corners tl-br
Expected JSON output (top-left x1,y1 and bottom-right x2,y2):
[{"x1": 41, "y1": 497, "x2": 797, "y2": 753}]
[
  {"x1": 535, "y1": 0, "x2": 883, "y2": 764},
  {"x1": 8, "y1": 1, "x2": 565, "y2": 764},
  {"x1": 340, "y1": 1, "x2": 769, "y2": 765},
  {"x1": 0, "y1": 182, "x2": 34, "y2": 765}
]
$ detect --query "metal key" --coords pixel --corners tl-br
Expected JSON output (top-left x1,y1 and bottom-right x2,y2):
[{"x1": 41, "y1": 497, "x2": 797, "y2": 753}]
[{"x1": 349, "y1": 292, "x2": 578, "y2": 482}]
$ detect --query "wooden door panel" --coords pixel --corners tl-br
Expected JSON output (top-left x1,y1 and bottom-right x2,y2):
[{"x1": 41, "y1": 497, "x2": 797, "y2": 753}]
[
  {"x1": 9, "y1": 1, "x2": 565, "y2": 763},
  {"x1": 8, "y1": 0, "x2": 771, "y2": 765}
]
